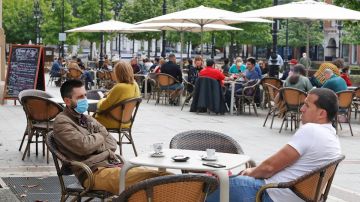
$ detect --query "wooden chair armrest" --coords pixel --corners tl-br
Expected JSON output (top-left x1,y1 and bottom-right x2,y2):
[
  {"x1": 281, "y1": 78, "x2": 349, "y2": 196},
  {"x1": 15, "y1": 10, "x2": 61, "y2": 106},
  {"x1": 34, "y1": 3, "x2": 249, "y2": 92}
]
[
  {"x1": 256, "y1": 183, "x2": 279, "y2": 202},
  {"x1": 69, "y1": 161, "x2": 95, "y2": 192}
]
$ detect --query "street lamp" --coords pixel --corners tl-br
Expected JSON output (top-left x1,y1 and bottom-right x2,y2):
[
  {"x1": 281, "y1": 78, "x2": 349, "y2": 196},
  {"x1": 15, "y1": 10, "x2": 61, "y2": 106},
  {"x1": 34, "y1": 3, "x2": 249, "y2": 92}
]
[
  {"x1": 51, "y1": 0, "x2": 65, "y2": 58},
  {"x1": 269, "y1": 0, "x2": 279, "y2": 78},
  {"x1": 33, "y1": 0, "x2": 42, "y2": 45},
  {"x1": 114, "y1": 2, "x2": 123, "y2": 59},
  {"x1": 161, "y1": 0, "x2": 167, "y2": 58},
  {"x1": 337, "y1": 21, "x2": 343, "y2": 58},
  {"x1": 99, "y1": 0, "x2": 104, "y2": 68}
]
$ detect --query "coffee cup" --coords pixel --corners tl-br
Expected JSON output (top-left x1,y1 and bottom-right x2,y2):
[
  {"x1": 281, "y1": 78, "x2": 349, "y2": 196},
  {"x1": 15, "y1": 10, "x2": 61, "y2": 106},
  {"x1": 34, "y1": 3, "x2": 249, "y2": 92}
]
[
  {"x1": 153, "y1": 143, "x2": 163, "y2": 154},
  {"x1": 206, "y1": 149, "x2": 216, "y2": 159}
]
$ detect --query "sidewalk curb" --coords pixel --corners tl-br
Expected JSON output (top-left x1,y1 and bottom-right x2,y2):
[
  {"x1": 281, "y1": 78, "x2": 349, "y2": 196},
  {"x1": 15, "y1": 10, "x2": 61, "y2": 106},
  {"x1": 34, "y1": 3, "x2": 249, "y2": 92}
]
[{"x1": 331, "y1": 185, "x2": 360, "y2": 202}]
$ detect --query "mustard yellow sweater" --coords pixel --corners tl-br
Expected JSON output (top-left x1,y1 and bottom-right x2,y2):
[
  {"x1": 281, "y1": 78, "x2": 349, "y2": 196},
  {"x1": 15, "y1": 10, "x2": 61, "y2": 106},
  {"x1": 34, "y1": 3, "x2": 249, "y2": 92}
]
[{"x1": 95, "y1": 82, "x2": 140, "y2": 129}]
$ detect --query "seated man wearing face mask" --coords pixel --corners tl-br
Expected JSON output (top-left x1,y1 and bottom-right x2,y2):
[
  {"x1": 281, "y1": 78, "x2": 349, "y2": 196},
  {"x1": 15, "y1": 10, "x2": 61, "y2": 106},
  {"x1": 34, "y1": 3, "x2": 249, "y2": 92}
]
[{"x1": 53, "y1": 80, "x2": 170, "y2": 194}]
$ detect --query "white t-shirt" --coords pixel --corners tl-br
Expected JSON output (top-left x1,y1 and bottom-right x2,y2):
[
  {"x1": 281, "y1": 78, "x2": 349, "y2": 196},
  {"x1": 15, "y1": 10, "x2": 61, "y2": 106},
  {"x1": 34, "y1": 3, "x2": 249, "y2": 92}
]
[{"x1": 265, "y1": 123, "x2": 341, "y2": 202}]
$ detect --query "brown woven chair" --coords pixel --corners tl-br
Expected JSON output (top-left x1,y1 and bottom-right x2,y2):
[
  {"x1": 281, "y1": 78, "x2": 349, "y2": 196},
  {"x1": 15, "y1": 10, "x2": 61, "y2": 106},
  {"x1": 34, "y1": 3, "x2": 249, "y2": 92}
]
[
  {"x1": 236, "y1": 79, "x2": 261, "y2": 116},
  {"x1": 67, "y1": 68, "x2": 83, "y2": 80},
  {"x1": 46, "y1": 131, "x2": 114, "y2": 202},
  {"x1": 18, "y1": 89, "x2": 54, "y2": 152},
  {"x1": 181, "y1": 78, "x2": 195, "y2": 111},
  {"x1": 96, "y1": 97, "x2": 142, "y2": 156},
  {"x1": 263, "y1": 83, "x2": 280, "y2": 129},
  {"x1": 113, "y1": 174, "x2": 218, "y2": 202},
  {"x1": 170, "y1": 130, "x2": 256, "y2": 168},
  {"x1": 255, "y1": 155, "x2": 345, "y2": 202},
  {"x1": 86, "y1": 89, "x2": 108, "y2": 115},
  {"x1": 155, "y1": 73, "x2": 179, "y2": 105},
  {"x1": 353, "y1": 87, "x2": 360, "y2": 120},
  {"x1": 279, "y1": 87, "x2": 307, "y2": 133},
  {"x1": 336, "y1": 90, "x2": 354, "y2": 136},
  {"x1": 146, "y1": 73, "x2": 159, "y2": 103},
  {"x1": 20, "y1": 95, "x2": 63, "y2": 163},
  {"x1": 261, "y1": 77, "x2": 283, "y2": 108}
]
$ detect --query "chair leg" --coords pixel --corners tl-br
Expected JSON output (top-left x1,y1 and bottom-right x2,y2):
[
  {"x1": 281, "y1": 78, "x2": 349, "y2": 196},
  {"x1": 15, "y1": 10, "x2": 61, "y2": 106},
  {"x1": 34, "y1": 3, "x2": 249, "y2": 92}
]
[
  {"x1": 253, "y1": 103, "x2": 258, "y2": 116},
  {"x1": 128, "y1": 131, "x2": 137, "y2": 156},
  {"x1": 263, "y1": 108, "x2": 272, "y2": 127},
  {"x1": 22, "y1": 131, "x2": 34, "y2": 160},
  {"x1": 270, "y1": 111, "x2": 276, "y2": 129},
  {"x1": 279, "y1": 116, "x2": 286, "y2": 133},
  {"x1": 19, "y1": 130, "x2": 27, "y2": 151},
  {"x1": 36, "y1": 133, "x2": 39, "y2": 156}
]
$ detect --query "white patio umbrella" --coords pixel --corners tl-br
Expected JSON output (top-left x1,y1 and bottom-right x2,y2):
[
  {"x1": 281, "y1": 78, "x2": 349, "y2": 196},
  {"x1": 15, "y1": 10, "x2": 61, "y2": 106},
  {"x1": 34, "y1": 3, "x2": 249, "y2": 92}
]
[
  {"x1": 136, "y1": 5, "x2": 271, "y2": 55},
  {"x1": 66, "y1": 20, "x2": 159, "y2": 59},
  {"x1": 236, "y1": 0, "x2": 360, "y2": 56},
  {"x1": 66, "y1": 19, "x2": 158, "y2": 33},
  {"x1": 133, "y1": 23, "x2": 242, "y2": 67}
]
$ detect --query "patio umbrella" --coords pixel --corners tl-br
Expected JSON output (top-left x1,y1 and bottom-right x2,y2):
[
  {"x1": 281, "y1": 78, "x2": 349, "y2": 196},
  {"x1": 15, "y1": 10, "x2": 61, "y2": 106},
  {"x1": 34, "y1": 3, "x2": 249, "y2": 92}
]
[
  {"x1": 133, "y1": 23, "x2": 242, "y2": 67},
  {"x1": 66, "y1": 20, "x2": 159, "y2": 59},
  {"x1": 236, "y1": 0, "x2": 360, "y2": 57},
  {"x1": 66, "y1": 19, "x2": 158, "y2": 33},
  {"x1": 136, "y1": 5, "x2": 271, "y2": 55}
]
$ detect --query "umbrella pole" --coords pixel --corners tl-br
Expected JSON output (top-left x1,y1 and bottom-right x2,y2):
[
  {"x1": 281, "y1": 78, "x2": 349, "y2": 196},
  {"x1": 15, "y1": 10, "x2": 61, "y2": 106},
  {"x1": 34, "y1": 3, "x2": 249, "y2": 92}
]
[
  {"x1": 180, "y1": 31, "x2": 184, "y2": 70},
  {"x1": 201, "y1": 25, "x2": 204, "y2": 58},
  {"x1": 306, "y1": 22, "x2": 310, "y2": 62}
]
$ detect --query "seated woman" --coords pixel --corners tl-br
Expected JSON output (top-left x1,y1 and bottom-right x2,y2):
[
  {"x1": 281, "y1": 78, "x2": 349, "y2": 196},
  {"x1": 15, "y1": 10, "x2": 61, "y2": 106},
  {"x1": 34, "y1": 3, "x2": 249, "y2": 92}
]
[
  {"x1": 284, "y1": 64, "x2": 313, "y2": 92},
  {"x1": 95, "y1": 61, "x2": 140, "y2": 129},
  {"x1": 340, "y1": 66, "x2": 352, "y2": 86}
]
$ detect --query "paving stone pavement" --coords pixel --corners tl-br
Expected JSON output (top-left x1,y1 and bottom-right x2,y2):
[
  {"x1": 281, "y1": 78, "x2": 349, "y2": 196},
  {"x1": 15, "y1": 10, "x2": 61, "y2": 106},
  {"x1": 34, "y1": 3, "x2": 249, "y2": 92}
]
[{"x1": 0, "y1": 75, "x2": 359, "y2": 201}]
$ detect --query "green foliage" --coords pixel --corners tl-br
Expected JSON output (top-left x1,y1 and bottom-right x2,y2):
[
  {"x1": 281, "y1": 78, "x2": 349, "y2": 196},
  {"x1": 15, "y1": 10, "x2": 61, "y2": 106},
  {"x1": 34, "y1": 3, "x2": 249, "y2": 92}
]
[
  {"x1": 278, "y1": 20, "x2": 324, "y2": 47},
  {"x1": 41, "y1": 0, "x2": 78, "y2": 45},
  {"x1": 334, "y1": 0, "x2": 360, "y2": 44},
  {"x1": 75, "y1": 0, "x2": 113, "y2": 43},
  {"x1": 120, "y1": 0, "x2": 162, "y2": 41},
  {"x1": 3, "y1": 0, "x2": 36, "y2": 44}
]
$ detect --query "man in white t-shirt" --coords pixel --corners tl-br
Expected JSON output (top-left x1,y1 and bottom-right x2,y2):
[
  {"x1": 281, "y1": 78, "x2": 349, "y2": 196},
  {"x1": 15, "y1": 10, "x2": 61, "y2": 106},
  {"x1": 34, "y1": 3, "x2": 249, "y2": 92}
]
[{"x1": 207, "y1": 88, "x2": 341, "y2": 202}]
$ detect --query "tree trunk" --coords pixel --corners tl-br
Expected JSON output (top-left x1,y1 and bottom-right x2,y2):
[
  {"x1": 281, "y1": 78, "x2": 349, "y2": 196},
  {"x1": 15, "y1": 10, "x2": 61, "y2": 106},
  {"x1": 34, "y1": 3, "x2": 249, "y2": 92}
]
[
  {"x1": 89, "y1": 42, "x2": 93, "y2": 60},
  {"x1": 147, "y1": 39, "x2": 151, "y2": 58}
]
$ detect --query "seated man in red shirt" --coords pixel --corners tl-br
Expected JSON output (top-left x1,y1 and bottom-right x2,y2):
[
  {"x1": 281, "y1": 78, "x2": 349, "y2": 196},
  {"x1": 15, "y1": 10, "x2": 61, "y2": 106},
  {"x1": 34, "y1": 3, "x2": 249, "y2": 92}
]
[{"x1": 199, "y1": 59, "x2": 226, "y2": 86}]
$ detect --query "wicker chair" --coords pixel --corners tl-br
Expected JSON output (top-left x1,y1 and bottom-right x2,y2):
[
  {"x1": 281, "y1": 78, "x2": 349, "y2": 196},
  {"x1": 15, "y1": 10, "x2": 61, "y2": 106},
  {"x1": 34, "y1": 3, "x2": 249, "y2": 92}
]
[
  {"x1": 261, "y1": 77, "x2": 283, "y2": 109},
  {"x1": 86, "y1": 89, "x2": 108, "y2": 115},
  {"x1": 279, "y1": 87, "x2": 307, "y2": 133},
  {"x1": 20, "y1": 95, "x2": 63, "y2": 163},
  {"x1": 113, "y1": 174, "x2": 218, "y2": 202},
  {"x1": 46, "y1": 131, "x2": 114, "y2": 202},
  {"x1": 353, "y1": 87, "x2": 360, "y2": 120},
  {"x1": 18, "y1": 90, "x2": 54, "y2": 152},
  {"x1": 236, "y1": 79, "x2": 261, "y2": 116},
  {"x1": 154, "y1": 73, "x2": 179, "y2": 105},
  {"x1": 67, "y1": 68, "x2": 83, "y2": 80},
  {"x1": 336, "y1": 90, "x2": 354, "y2": 136},
  {"x1": 146, "y1": 73, "x2": 159, "y2": 103},
  {"x1": 96, "y1": 97, "x2": 142, "y2": 156},
  {"x1": 263, "y1": 83, "x2": 280, "y2": 129},
  {"x1": 255, "y1": 155, "x2": 345, "y2": 202},
  {"x1": 170, "y1": 130, "x2": 256, "y2": 168},
  {"x1": 181, "y1": 78, "x2": 195, "y2": 111}
]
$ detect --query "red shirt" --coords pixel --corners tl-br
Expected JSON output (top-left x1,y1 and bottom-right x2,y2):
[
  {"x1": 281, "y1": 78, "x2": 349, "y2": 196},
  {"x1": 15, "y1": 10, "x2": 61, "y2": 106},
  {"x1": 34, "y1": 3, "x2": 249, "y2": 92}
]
[
  {"x1": 340, "y1": 73, "x2": 352, "y2": 86},
  {"x1": 199, "y1": 66, "x2": 225, "y2": 86}
]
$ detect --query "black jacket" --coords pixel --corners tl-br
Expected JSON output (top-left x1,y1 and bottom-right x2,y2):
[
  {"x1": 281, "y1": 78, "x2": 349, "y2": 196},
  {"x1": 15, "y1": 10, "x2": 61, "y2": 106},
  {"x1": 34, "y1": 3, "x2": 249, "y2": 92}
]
[
  {"x1": 161, "y1": 61, "x2": 183, "y2": 82},
  {"x1": 190, "y1": 77, "x2": 226, "y2": 114}
]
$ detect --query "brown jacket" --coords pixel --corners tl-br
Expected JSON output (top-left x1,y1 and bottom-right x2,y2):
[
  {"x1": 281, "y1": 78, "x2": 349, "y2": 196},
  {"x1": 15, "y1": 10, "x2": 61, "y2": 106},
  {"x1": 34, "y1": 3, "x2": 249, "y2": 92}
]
[{"x1": 53, "y1": 107, "x2": 118, "y2": 183}]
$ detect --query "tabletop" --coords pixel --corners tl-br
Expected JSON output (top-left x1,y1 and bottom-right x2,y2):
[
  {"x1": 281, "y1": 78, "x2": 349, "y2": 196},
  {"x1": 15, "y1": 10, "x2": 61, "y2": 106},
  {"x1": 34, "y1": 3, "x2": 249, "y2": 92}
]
[{"x1": 129, "y1": 149, "x2": 250, "y2": 171}]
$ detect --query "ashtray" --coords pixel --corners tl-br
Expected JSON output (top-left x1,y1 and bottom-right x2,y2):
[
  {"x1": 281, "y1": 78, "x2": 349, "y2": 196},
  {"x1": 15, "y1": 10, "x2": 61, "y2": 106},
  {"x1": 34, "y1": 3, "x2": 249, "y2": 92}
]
[
  {"x1": 172, "y1": 155, "x2": 190, "y2": 162},
  {"x1": 201, "y1": 155, "x2": 218, "y2": 161},
  {"x1": 150, "y1": 152, "x2": 165, "y2": 157}
]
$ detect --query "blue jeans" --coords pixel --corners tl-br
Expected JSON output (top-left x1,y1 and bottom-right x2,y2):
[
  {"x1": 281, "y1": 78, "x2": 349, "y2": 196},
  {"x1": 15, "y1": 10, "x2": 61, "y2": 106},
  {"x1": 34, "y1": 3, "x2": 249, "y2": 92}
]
[
  {"x1": 206, "y1": 176, "x2": 273, "y2": 202},
  {"x1": 160, "y1": 83, "x2": 184, "y2": 90}
]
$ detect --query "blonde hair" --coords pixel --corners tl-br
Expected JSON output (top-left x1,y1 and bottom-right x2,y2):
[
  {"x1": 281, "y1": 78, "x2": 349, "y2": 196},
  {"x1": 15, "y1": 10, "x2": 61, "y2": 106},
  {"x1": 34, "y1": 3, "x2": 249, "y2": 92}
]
[
  {"x1": 235, "y1": 57, "x2": 243, "y2": 63},
  {"x1": 114, "y1": 60, "x2": 135, "y2": 84},
  {"x1": 159, "y1": 58, "x2": 166, "y2": 66}
]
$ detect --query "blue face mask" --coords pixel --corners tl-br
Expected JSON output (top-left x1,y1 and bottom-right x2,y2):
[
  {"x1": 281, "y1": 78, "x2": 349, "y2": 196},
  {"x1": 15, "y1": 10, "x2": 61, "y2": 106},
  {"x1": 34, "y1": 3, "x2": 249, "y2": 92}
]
[{"x1": 74, "y1": 98, "x2": 88, "y2": 114}]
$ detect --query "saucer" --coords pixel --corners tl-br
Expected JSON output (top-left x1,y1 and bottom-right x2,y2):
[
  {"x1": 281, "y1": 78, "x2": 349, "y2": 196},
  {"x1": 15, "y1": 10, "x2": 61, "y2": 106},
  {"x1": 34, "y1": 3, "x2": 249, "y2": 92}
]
[
  {"x1": 172, "y1": 155, "x2": 190, "y2": 162},
  {"x1": 150, "y1": 152, "x2": 165, "y2": 157},
  {"x1": 201, "y1": 155, "x2": 217, "y2": 161}
]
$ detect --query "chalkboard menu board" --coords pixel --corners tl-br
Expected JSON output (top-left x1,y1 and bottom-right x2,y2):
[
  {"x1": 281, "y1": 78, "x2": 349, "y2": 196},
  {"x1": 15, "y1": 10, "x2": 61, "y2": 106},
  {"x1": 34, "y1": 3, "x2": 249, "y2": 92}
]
[{"x1": 3, "y1": 45, "x2": 45, "y2": 100}]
